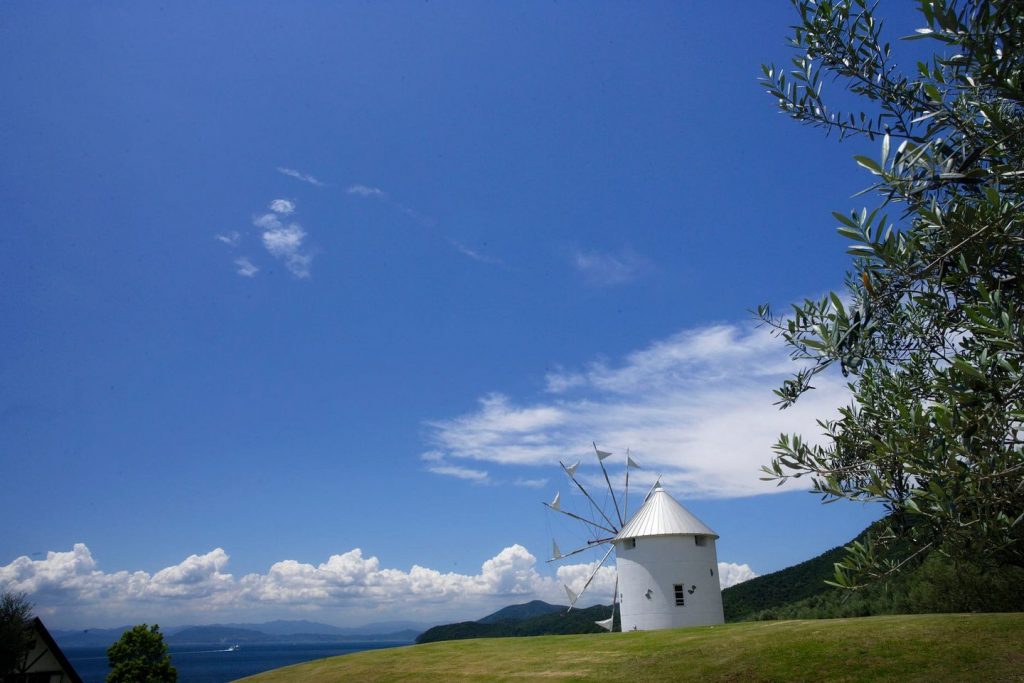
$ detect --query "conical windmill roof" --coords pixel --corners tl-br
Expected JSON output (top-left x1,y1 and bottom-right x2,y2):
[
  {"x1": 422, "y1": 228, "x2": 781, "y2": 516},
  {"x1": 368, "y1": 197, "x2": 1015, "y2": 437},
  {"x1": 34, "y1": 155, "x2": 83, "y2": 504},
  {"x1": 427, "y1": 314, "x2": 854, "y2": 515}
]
[{"x1": 614, "y1": 484, "x2": 718, "y2": 540}]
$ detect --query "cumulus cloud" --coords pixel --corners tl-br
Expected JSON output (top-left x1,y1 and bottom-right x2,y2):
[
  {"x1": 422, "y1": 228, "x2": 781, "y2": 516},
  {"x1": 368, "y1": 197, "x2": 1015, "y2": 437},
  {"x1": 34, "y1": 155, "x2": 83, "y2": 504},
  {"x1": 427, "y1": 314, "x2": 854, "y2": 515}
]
[
  {"x1": 269, "y1": 199, "x2": 295, "y2": 215},
  {"x1": 276, "y1": 167, "x2": 326, "y2": 187},
  {"x1": 1, "y1": 543, "x2": 756, "y2": 628},
  {"x1": 717, "y1": 562, "x2": 757, "y2": 588},
  {"x1": 571, "y1": 249, "x2": 651, "y2": 286},
  {"x1": 254, "y1": 200, "x2": 315, "y2": 278},
  {"x1": 425, "y1": 323, "x2": 850, "y2": 498},
  {"x1": 0, "y1": 544, "x2": 570, "y2": 627}
]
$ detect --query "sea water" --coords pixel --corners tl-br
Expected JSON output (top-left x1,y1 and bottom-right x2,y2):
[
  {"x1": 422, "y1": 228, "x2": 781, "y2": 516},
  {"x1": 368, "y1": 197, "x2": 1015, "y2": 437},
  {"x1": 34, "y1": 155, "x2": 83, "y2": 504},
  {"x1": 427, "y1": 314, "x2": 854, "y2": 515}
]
[{"x1": 65, "y1": 641, "x2": 409, "y2": 683}]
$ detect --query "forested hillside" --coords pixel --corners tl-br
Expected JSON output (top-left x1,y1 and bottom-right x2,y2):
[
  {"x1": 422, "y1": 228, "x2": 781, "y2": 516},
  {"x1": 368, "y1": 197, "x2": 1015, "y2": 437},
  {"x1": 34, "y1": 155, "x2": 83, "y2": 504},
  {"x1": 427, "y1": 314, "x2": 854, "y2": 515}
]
[{"x1": 723, "y1": 521, "x2": 1024, "y2": 621}]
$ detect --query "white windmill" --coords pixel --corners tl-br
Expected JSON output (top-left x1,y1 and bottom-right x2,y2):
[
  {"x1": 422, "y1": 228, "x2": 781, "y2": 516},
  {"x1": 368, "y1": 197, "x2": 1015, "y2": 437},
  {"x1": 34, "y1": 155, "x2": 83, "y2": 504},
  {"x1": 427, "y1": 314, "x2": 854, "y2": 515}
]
[{"x1": 545, "y1": 444, "x2": 725, "y2": 631}]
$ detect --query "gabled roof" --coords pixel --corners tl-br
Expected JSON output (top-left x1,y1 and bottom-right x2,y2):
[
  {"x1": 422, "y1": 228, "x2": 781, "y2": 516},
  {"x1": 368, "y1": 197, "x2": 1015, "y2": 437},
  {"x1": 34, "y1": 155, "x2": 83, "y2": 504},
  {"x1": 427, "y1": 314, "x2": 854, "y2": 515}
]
[
  {"x1": 614, "y1": 484, "x2": 718, "y2": 540},
  {"x1": 28, "y1": 617, "x2": 85, "y2": 683}
]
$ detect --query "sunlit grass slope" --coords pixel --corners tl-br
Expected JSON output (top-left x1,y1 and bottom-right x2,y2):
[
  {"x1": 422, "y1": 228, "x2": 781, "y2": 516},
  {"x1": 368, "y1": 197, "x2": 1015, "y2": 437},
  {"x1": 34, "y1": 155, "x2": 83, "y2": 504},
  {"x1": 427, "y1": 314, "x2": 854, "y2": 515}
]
[{"x1": 237, "y1": 613, "x2": 1024, "y2": 682}]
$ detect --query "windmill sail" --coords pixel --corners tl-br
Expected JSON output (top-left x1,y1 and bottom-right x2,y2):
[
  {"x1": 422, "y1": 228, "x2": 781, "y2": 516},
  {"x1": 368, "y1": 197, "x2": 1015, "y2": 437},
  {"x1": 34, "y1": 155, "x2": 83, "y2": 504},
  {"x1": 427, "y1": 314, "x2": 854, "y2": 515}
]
[
  {"x1": 560, "y1": 460, "x2": 619, "y2": 532},
  {"x1": 547, "y1": 447, "x2": 636, "y2": 627},
  {"x1": 565, "y1": 544, "x2": 614, "y2": 613},
  {"x1": 594, "y1": 443, "x2": 624, "y2": 526},
  {"x1": 598, "y1": 577, "x2": 618, "y2": 630}
]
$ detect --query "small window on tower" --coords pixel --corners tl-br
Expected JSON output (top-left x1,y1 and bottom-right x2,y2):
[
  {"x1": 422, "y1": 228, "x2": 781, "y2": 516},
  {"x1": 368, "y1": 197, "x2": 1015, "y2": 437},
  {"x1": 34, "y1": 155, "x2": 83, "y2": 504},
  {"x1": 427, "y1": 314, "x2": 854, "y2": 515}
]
[
  {"x1": 624, "y1": 538, "x2": 636, "y2": 550},
  {"x1": 673, "y1": 583, "x2": 685, "y2": 606},
  {"x1": 695, "y1": 536, "x2": 707, "y2": 547}
]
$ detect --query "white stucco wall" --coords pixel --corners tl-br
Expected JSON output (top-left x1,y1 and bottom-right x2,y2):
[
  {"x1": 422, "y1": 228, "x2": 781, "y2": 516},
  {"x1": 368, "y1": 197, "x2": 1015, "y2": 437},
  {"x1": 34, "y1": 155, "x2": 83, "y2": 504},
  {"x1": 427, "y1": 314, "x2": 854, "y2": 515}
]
[{"x1": 613, "y1": 534, "x2": 724, "y2": 631}]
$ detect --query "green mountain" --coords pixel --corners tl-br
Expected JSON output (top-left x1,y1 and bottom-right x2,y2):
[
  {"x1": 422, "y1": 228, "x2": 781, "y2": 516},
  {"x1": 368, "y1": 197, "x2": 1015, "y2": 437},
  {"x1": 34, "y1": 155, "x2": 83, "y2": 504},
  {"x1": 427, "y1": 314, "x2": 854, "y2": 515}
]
[
  {"x1": 721, "y1": 536, "x2": 859, "y2": 621},
  {"x1": 416, "y1": 603, "x2": 617, "y2": 644},
  {"x1": 478, "y1": 600, "x2": 566, "y2": 624},
  {"x1": 722, "y1": 520, "x2": 1024, "y2": 621}
]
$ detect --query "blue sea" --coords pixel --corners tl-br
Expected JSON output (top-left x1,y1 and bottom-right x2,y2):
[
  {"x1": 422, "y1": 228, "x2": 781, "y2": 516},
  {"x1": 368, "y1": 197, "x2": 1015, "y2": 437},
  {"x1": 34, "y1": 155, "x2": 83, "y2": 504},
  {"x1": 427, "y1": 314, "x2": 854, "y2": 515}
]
[{"x1": 65, "y1": 642, "x2": 409, "y2": 683}]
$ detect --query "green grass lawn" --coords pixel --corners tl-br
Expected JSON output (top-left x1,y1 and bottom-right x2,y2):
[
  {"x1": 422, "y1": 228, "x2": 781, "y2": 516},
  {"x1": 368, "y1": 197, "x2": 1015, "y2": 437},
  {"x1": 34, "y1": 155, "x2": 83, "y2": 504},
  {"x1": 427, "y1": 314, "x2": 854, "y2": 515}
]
[{"x1": 236, "y1": 613, "x2": 1024, "y2": 682}]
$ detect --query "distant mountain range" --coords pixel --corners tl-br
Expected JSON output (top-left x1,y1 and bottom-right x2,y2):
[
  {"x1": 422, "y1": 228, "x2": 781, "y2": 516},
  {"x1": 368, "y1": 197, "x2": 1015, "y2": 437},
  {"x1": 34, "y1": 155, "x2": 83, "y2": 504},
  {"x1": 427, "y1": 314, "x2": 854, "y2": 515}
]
[
  {"x1": 167, "y1": 625, "x2": 421, "y2": 645},
  {"x1": 52, "y1": 618, "x2": 431, "y2": 649}
]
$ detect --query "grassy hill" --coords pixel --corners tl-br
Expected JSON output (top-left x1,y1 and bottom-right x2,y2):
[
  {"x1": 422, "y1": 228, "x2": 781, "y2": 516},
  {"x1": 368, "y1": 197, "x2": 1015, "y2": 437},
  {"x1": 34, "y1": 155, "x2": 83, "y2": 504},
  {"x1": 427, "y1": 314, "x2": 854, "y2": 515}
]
[{"x1": 237, "y1": 613, "x2": 1024, "y2": 682}]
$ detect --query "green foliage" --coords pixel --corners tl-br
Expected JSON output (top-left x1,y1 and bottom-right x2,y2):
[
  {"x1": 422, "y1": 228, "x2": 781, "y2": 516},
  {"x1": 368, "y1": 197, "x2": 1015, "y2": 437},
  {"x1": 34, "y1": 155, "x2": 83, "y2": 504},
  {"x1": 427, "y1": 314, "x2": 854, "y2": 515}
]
[
  {"x1": 742, "y1": 553, "x2": 1024, "y2": 621},
  {"x1": 106, "y1": 624, "x2": 177, "y2": 683},
  {"x1": 0, "y1": 591, "x2": 35, "y2": 676},
  {"x1": 415, "y1": 603, "x2": 617, "y2": 644},
  {"x1": 722, "y1": 523, "x2": 890, "y2": 620},
  {"x1": 758, "y1": 0, "x2": 1024, "y2": 586},
  {"x1": 727, "y1": 519, "x2": 1024, "y2": 621}
]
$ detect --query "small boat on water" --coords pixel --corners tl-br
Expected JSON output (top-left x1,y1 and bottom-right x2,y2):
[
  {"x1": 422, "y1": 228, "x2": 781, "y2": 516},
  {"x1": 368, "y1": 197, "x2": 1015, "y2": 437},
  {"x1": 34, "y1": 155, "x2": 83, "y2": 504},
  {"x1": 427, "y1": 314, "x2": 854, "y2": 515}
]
[{"x1": 226, "y1": 644, "x2": 240, "y2": 652}]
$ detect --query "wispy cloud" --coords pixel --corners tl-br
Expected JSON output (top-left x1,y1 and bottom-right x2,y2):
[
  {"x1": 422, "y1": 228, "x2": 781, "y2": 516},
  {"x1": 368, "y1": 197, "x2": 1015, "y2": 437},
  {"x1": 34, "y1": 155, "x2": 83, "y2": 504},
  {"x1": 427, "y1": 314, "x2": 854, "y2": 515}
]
[
  {"x1": 422, "y1": 451, "x2": 491, "y2": 484},
  {"x1": 426, "y1": 464, "x2": 490, "y2": 483},
  {"x1": 277, "y1": 167, "x2": 326, "y2": 187},
  {"x1": 234, "y1": 257, "x2": 259, "y2": 278},
  {"x1": 215, "y1": 231, "x2": 241, "y2": 247},
  {"x1": 513, "y1": 477, "x2": 549, "y2": 489},
  {"x1": 346, "y1": 183, "x2": 501, "y2": 265},
  {"x1": 254, "y1": 199, "x2": 315, "y2": 278},
  {"x1": 571, "y1": 249, "x2": 651, "y2": 286},
  {"x1": 1, "y1": 543, "x2": 755, "y2": 628},
  {"x1": 448, "y1": 239, "x2": 504, "y2": 266},
  {"x1": 346, "y1": 184, "x2": 387, "y2": 199},
  {"x1": 425, "y1": 323, "x2": 849, "y2": 499}
]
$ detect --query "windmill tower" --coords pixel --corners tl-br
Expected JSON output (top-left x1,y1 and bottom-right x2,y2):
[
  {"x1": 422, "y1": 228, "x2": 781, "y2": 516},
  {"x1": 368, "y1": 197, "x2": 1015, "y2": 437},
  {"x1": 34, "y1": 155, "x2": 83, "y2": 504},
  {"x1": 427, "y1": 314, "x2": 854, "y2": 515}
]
[
  {"x1": 546, "y1": 445, "x2": 724, "y2": 631},
  {"x1": 613, "y1": 483, "x2": 724, "y2": 630}
]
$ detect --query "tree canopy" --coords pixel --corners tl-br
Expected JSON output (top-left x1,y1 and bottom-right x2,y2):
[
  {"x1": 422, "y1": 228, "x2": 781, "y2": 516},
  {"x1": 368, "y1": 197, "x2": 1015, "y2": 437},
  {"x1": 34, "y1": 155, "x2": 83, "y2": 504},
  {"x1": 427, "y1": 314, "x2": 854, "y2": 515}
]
[
  {"x1": 0, "y1": 591, "x2": 35, "y2": 676},
  {"x1": 758, "y1": 0, "x2": 1024, "y2": 586},
  {"x1": 106, "y1": 624, "x2": 177, "y2": 683}
]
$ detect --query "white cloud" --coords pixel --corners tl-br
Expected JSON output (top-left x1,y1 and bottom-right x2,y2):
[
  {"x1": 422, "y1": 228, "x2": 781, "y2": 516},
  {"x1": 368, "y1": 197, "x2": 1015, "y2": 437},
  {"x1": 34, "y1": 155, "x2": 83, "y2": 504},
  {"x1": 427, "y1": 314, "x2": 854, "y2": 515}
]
[
  {"x1": 347, "y1": 184, "x2": 387, "y2": 199},
  {"x1": 1, "y1": 543, "x2": 757, "y2": 628},
  {"x1": 276, "y1": 167, "x2": 326, "y2": 187},
  {"x1": 571, "y1": 249, "x2": 650, "y2": 286},
  {"x1": 426, "y1": 464, "x2": 490, "y2": 483},
  {"x1": 234, "y1": 257, "x2": 259, "y2": 278},
  {"x1": 0, "y1": 544, "x2": 559, "y2": 627},
  {"x1": 262, "y1": 223, "x2": 306, "y2": 256},
  {"x1": 215, "y1": 231, "x2": 241, "y2": 247},
  {"x1": 513, "y1": 478, "x2": 549, "y2": 489},
  {"x1": 449, "y1": 239, "x2": 503, "y2": 266},
  {"x1": 253, "y1": 202, "x2": 315, "y2": 278},
  {"x1": 425, "y1": 323, "x2": 849, "y2": 498},
  {"x1": 269, "y1": 199, "x2": 295, "y2": 215},
  {"x1": 717, "y1": 562, "x2": 757, "y2": 589}
]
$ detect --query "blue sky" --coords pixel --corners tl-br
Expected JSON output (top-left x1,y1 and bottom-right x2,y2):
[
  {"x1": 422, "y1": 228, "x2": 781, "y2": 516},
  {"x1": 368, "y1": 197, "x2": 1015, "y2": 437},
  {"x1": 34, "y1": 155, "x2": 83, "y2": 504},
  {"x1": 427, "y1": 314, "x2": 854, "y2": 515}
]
[{"x1": 1, "y1": 2, "x2": 923, "y2": 628}]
